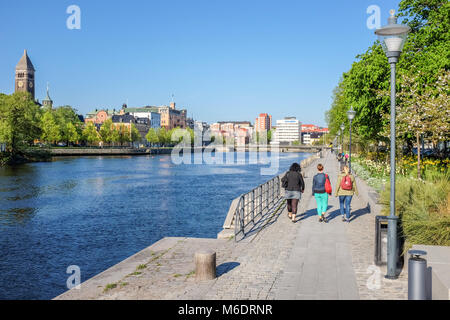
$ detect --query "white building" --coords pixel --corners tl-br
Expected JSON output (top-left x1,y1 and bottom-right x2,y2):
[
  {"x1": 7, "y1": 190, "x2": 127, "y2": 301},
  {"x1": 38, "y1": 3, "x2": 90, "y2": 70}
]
[
  {"x1": 126, "y1": 109, "x2": 161, "y2": 129},
  {"x1": 271, "y1": 117, "x2": 301, "y2": 144}
]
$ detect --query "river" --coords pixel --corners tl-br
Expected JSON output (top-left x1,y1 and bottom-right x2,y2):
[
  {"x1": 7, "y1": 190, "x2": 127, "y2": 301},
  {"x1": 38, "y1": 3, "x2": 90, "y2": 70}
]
[{"x1": 0, "y1": 152, "x2": 311, "y2": 299}]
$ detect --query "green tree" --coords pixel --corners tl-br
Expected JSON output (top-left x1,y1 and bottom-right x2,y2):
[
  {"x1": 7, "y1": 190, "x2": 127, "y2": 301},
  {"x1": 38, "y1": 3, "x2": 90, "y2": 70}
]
[
  {"x1": 110, "y1": 126, "x2": 120, "y2": 147},
  {"x1": 66, "y1": 122, "x2": 80, "y2": 145},
  {"x1": 118, "y1": 124, "x2": 130, "y2": 146},
  {"x1": 325, "y1": 0, "x2": 449, "y2": 153},
  {"x1": 82, "y1": 122, "x2": 100, "y2": 146},
  {"x1": 130, "y1": 124, "x2": 141, "y2": 143},
  {"x1": 54, "y1": 106, "x2": 82, "y2": 144},
  {"x1": 145, "y1": 128, "x2": 159, "y2": 146},
  {"x1": 41, "y1": 111, "x2": 61, "y2": 144},
  {"x1": 157, "y1": 127, "x2": 169, "y2": 146},
  {"x1": 0, "y1": 92, "x2": 41, "y2": 156},
  {"x1": 99, "y1": 119, "x2": 114, "y2": 146}
]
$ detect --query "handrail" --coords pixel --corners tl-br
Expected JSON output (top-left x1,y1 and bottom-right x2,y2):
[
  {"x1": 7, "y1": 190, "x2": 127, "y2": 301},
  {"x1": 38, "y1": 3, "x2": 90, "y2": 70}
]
[
  {"x1": 234, "y1": 175, "x2": 282, "y2": 240},
  {"x1": 218, "y1": 151, "x2": 321, "y2": 240}
]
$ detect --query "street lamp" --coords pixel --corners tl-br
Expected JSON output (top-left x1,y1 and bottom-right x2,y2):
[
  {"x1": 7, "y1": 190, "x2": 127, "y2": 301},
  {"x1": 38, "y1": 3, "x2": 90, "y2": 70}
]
[
  {"x1": 375, "y1": 9, "x2": 411, "y2": 280},
  {"x1": 340, "y1": 123, "x2": 345, "y2": 155},
  {"x1": 347, "y1": 106, "x2": 356, "y2": 173}
]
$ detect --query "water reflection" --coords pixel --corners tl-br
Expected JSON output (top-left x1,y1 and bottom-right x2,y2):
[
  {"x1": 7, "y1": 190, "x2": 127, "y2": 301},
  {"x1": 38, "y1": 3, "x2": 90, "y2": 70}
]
[{"x1": 0, "y1": 207, "x2": 36, "y2": 225}]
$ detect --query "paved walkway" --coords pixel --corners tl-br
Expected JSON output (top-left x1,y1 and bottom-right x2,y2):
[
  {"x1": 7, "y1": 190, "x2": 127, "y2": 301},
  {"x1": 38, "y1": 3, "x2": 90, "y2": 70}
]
[{"x1": 56, "y1": 151, "x2": 408, "y2": 300}]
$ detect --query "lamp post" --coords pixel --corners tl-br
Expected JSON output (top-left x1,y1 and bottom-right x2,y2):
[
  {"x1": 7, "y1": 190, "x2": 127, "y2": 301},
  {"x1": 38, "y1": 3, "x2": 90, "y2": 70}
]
[
  {"x1": 375, "y1": 9, "x2": 411, "y2": 280},
  {"x1": 340, "y1": 123, "x2": 345, "y2": 155},
  {"x1": 347, "y1": 106, "x2": 356, "y2": 173}
]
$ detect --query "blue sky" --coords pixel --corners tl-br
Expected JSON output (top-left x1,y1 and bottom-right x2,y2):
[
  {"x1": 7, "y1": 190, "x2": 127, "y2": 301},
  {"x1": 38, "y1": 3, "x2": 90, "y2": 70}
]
[{"x1": 0, "y1": 0, "x2": 401, "y2": 126}]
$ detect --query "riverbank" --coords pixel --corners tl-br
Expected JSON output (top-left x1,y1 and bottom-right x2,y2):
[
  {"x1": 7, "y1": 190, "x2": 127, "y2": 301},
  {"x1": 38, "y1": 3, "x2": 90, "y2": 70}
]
[{"x1": 1, "y1": 146, "x2": 322, "y2": 166}]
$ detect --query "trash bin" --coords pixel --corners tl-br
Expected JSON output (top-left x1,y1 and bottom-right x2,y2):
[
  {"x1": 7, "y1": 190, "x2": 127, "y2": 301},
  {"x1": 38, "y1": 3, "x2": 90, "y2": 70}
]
[
  {"x1": 408, "y1": 250, "x2": 427, "y2": 300},
  {"x1": 374, "y1": 216, "x2": 388, "y2": 266}
]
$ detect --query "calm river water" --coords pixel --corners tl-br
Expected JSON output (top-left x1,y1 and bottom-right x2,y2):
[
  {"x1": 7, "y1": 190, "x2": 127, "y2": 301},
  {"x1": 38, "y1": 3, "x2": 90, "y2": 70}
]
[{"x1": 0, "y1": 152, "x2": 311, "y2": 299}]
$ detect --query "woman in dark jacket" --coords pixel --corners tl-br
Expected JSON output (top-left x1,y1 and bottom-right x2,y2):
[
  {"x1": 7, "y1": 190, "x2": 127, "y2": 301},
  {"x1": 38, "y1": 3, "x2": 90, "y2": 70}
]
[{"x1": 282, "y1": 163, "x2": 305, "y2": 222}]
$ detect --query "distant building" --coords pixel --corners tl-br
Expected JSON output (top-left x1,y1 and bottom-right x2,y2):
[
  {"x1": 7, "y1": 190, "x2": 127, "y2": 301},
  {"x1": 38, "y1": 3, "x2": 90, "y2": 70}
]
[
  {"x1": 119, "y1": 106, "x2": 161, "y2": 129},
  {"x1": 15, "y1": 50, "x2": 35, "y2": 99},
  {"x1": 42, "y1": 84, "x2": 53, "y2": 109},
  {"x1": 301, "y1": 124, "x2": 328, "y2": 144},
  {"x1": 255, "y1": 113, "x2": 272, "y2": 132},
  {"x1": 271, "y1": 117, "x2": 301, "y2": 144},
  {"x1": 158, "y1": 102, "x2": 187, "y2": 129},
  {"x1": 210, "y1": 121, "x2": 253, "y2": 145},
  {"x1": 85, "y1": 109, "x2": 120, "y2": 125},
  {"x1": 121, "y1": 101, "x2": 186, "y2": 130},
  {"x1": 186, "y1": 117, "x2": 195, "y2": 129},
  {"x1": 111, "y1": 114, "x2": 148, "y2": 142}
]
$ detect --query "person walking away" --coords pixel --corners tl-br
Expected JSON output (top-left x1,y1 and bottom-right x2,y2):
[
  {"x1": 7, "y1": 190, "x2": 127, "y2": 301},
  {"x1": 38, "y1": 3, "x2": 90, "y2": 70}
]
[
  {"x1": 281, "y1": 163, "x2": 305, "y2": 223},
  {"x1": 312, "y1": 163, "x2": 331, "y2": 222},
  {"x1": 335, "y1": 165, "x2": 358, "y2": 222}
]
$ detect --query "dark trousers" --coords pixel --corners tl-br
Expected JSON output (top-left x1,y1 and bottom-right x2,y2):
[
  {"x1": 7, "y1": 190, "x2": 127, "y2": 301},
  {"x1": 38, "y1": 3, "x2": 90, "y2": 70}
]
[{"x1": 287, "y1": 199, "x2": 299, "y2": 215}]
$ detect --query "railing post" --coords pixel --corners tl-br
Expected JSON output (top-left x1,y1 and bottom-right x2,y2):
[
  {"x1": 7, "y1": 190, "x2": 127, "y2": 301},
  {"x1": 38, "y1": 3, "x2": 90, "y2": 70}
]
[
  {"x1": 251, "y1": 189, "x2": 255, "y2": 224},
  {"x1": 240, "y1": 196, "x2": 245, "y2": 237}
]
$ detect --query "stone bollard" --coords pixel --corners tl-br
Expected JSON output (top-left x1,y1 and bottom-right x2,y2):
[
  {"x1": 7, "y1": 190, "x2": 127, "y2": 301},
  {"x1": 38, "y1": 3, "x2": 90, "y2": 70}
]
[{"x1": 195, "y1": 250, "x2": 216, "y2": 281}]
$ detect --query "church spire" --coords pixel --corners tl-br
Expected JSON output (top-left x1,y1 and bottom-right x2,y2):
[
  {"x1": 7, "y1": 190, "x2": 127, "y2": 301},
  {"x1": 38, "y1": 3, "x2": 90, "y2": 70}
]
[{"x1": 43, "y1": 82, "x2": 53, "y2": 109}]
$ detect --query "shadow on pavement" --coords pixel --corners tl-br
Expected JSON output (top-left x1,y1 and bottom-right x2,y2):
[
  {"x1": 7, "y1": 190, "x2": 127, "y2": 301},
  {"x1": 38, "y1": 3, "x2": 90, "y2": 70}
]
[{"x1": 216, "y1": 262, "x2": 240, "y2": 277}]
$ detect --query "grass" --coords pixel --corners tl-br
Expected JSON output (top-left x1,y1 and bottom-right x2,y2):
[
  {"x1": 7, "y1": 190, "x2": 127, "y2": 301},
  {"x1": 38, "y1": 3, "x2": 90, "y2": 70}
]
[
  {"x1": 136, "y1": 264, "x2": 146, "y2": 270},
  {"x1": 186, "y1": 271, "x2": 195, "y2": 279},
  {"x1": 103, "y1": 283, "x2": 117, "y2": 292},
  {"x1": 380, "y1": 172, "x2": 450, "y2": 251}
]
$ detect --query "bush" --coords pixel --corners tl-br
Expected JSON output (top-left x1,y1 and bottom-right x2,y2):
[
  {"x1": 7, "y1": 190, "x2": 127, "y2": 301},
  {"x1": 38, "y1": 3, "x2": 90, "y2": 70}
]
[{"x1": 380, "y1": 173, "x2": 450, "y2": 251}]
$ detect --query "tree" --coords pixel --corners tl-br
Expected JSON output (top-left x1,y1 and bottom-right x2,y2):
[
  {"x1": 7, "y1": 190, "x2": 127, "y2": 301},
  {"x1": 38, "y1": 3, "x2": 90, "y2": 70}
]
[
  {"x1": 130, "y1": 124, "x2": 141, "y2": 143},
  {"x1": 54, "y1": 106, "x2": 82, "y2": 144},
  {"x1": 157, "y1": 127, "x2": 169, "y2": 146},
  {"x1": 117, "y1": 124, "x2": 130, "y2": 146},
  {"x1": 325, "y1": 0, "x2": 449, "y2": 154},
  {"x1": 110, "y1": 127, "x2": 120, "y2": 146},
  {"x1": 0, "y1": 92, "x2": 41, "y2": 156},
  {"x1": 66, "y1": 122, "x2": 80, "y2": 145},
  {"x1": 82, "y1": 122, "x2": 100, "y2": 146},
  {"x1": 41, "y1": 111, "x2": 61, "y2": 144},
  {"x1": 99, "y1": 119, "x2": 114, "y2": 146},
  {"x1": 145, "y1": 128, "x2": 159, "y2": 146}
]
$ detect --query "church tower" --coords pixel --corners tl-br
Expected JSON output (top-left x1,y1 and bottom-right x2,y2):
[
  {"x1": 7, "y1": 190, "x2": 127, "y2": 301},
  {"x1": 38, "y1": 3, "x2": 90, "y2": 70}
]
[
  {"x1": 15, "y1": 50, "x2": 35, "y2": 99},
  {"x1": 42, "y1": 83, "x2": 53, "y2": 109}
]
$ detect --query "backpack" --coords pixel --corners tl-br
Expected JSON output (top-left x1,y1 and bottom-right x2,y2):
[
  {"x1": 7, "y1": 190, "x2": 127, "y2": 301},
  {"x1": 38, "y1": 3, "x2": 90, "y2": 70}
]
[
  {"x1": 340, "y1": 174, "x2": 353, "y2": 191},
  {"x1": 324, "y1": 174, "x2": 332, "y2": 194}
]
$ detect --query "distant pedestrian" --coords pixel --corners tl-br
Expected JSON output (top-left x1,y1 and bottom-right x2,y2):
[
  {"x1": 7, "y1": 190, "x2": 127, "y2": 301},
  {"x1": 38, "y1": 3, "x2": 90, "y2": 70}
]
[
  {"x1": 281, "y1": 163, "x2": 305, "y2": 223},
  {"x1": 312, "y1": 163, "x2": 331, "y2": 223},
  {"x1": 335, "y1": 165, "x2": 358, "y2": 223}
]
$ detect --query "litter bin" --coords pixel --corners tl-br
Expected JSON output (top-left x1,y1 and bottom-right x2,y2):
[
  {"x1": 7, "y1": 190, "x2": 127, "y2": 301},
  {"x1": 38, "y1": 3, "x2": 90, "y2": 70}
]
[
  {"x1": 408, "y1": 250, "x2": 427, "y2": 300},
  {"x1": 374, "y1": 216, "x2": 388, "y2": 266}
]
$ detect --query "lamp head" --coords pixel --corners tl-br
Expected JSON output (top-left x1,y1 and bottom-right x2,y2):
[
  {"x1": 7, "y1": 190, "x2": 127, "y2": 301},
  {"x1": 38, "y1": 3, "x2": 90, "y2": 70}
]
[
  {"x1": 347, "y1": 106, "x2": 356, "y2": 121},
  {"x1": 375, "y1": 10, "x2": 411, "y2": 59}
]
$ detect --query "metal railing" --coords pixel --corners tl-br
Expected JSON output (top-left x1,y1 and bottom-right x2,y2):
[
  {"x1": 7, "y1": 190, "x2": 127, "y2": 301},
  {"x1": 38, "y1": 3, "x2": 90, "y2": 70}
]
[{"x1": 234, "y1": 175, "x2": 282, "y2": 239}]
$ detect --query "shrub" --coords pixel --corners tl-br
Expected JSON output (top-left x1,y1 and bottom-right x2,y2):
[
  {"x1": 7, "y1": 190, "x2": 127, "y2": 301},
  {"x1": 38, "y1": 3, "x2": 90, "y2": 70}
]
[{"x1": 380, "y1": 173, "x2": 450, "y2": 250}]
